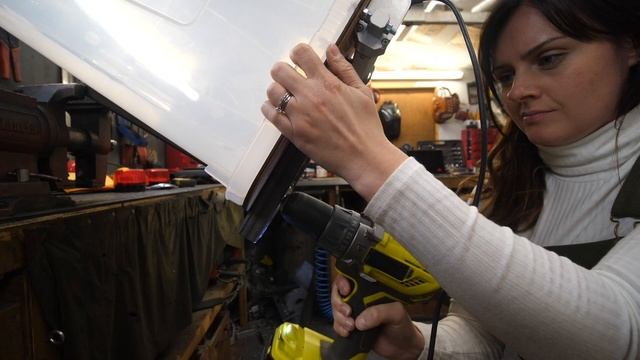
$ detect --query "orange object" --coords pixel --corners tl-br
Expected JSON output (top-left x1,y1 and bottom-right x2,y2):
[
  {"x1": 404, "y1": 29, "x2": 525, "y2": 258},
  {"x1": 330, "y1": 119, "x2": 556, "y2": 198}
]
[
  {"x1": 114, "y1": 168, "x2": 147, "y2": 191},
  {"x1": 0, "y1": 40, "x2": 10, "y2": 80},
  {"x1": 145, "y1": 168, "x2": 170, "y2": 185}
]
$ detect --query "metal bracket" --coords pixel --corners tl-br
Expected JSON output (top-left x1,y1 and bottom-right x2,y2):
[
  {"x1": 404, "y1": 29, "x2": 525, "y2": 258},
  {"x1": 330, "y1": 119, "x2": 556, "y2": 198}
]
[{"x1": 351, "y1": 0, "x2": 411, "y2": 83}]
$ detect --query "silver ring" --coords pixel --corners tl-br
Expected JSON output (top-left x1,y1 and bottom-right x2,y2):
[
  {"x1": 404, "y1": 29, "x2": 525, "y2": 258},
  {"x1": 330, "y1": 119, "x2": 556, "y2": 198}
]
[{"x1": 275, "y1": 91, "x2": 294, "y2": 114}]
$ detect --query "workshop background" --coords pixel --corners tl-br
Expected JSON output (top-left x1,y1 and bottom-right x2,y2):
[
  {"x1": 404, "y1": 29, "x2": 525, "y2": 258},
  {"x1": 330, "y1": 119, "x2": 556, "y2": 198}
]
[{"x1": 0, "y1": 1, "x2": 499, "y2": 359}]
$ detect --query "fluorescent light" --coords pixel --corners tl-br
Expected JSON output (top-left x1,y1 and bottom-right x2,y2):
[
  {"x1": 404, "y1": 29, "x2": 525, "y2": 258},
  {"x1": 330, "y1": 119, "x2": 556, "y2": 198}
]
[
  {"x1": 424, "y1": 1, "x2": 438, "y2": 13},
  {"x1": 471, "y1": 0, "x2": 497, "y2": 13},
  {"x1": 371, "y1": 70, "x2": 464, "y2": 80}
]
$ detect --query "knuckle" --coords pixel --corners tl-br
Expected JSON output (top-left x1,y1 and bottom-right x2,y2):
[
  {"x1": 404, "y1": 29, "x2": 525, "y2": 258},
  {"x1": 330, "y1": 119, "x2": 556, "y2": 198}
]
[
  {"x1": 291, "y1": 43, "x2": 311, "y2": 59},
  {"x1": 270, "y1": 62, "x2": 288, "y2": 77},
  {"x1": 266, "y1": 82, "x2": 279, "y2": 97},
  {"x1": 323, "y1": 78, "x2": 340, "y2": 92},
  {"x1": 363, "y1": 87, "x2": 374, "y2": 100},
  {"x1": 333, "y1": 325, "x2": 347, "y2": 337},
  {"x1": 365, "y1": 307, "x2": 380, "y2": 324}
]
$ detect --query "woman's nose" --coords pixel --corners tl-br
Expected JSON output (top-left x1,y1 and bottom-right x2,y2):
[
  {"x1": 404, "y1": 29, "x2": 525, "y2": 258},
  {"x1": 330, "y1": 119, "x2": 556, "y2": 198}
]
[{"x1": 506, "y1": 72, "x2": 540, "y2": 102}]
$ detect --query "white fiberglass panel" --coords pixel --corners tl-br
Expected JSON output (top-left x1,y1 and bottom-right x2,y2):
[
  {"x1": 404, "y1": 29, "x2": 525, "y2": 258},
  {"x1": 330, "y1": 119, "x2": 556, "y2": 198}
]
[{"x1": 0, "y1": 0, "x2": 360, "y2": 204}]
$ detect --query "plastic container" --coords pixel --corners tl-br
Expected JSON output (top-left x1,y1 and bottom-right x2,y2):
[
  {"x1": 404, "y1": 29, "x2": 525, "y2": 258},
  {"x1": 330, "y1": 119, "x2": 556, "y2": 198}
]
[
  {"x1": 114, "y1": 168, "x2": 147, "y2": 191},
  {"x1": 0, "y1": 0, "x2": 360, "y2": 204}
]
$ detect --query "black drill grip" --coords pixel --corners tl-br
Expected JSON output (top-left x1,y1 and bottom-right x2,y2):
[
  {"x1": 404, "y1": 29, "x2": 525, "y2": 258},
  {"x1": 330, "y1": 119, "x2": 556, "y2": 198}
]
[{"x1": 322, "y1": 259, "x2": 393, "y2": 359}]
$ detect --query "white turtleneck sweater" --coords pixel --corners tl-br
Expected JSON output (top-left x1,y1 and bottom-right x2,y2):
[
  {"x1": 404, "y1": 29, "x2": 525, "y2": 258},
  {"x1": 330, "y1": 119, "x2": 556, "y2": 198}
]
[{"x1": 363, "y1": 107, "x2": 640, "y2": 359}]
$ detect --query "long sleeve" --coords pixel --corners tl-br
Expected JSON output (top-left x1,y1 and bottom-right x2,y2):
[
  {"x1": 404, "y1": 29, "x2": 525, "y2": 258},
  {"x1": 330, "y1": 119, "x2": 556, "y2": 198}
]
[
  {"x1": 414, "y1": 300, "x2": 504, "y2": 359},
  {"x1": 364, "y1": 158, "x2": 640, "y2": 359}
]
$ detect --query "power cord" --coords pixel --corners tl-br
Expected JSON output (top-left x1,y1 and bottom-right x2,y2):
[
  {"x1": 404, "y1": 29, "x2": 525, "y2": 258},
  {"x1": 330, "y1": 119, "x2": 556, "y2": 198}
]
[{"x1": 415, "y1": 1, "x2": 491, "y2": 359}]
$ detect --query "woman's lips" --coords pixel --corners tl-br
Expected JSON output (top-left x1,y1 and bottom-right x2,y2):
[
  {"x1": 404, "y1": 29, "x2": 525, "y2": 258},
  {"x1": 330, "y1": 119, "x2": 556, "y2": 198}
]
[{"x1": 521, "y1": 110, "x2": 554, "y2": 123}]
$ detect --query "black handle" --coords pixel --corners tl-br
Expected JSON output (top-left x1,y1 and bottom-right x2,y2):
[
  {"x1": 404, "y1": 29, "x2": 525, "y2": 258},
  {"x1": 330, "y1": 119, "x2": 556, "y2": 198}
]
[{"x1": 322, "y1": 260, "x2": 393, "y2": 359}]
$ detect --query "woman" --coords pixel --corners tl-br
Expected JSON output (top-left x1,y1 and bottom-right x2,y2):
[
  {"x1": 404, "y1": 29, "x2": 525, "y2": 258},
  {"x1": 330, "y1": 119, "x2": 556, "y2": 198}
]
[{"x1": 261, "y1": 0, "x2": 640, "y2": 358}]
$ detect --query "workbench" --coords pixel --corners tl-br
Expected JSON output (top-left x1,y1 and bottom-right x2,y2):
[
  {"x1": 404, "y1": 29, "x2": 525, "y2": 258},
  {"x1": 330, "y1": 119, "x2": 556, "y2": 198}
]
[{"x1": 0, "y1": 184, "x2": 247, "y2": 360}]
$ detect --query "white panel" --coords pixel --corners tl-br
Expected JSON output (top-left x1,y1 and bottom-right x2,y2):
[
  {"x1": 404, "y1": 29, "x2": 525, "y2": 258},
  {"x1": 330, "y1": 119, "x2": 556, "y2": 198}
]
[{"x1": 0, "y1": 0, "x2": 359, "y2": 204}]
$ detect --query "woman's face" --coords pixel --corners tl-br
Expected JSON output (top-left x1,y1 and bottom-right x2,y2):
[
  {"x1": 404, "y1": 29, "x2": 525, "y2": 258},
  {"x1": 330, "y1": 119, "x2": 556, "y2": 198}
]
[{"x1": 493, "y1": 5, "x2": 638, "y2": 146}]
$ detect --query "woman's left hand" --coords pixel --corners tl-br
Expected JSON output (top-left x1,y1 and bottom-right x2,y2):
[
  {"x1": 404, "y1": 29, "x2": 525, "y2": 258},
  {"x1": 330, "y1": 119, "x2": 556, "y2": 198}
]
[{"x1": 261, "y1": 43, "x2": 406, "y2": 201}]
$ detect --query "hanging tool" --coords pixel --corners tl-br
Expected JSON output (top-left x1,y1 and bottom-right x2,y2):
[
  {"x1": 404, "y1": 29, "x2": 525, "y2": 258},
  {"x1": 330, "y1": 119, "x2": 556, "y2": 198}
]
[
  {"x1": 268, "y1": 192, "x2": 441, "y2": 359},
  {"x1": 0, "y1": 33, "x2": 10, "y2": 80},
  {"x1": 350, "y1": 0, "x2": 410, "y2": 83},
  {"x1": 0, "y1": 28, "x2": 22, "y2": 81},
  {"x1": 8, "y1": 32, "x2": 21, "y2": 82}
]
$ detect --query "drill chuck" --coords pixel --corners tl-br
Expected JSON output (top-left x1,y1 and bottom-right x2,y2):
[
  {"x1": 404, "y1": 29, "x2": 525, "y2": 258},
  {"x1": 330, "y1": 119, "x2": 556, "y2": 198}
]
[
  {"x1": 281, "y1": 192, "x2": 362, "y2": 258},
  {"x1": 281, "y1": 192, "x2": 333, "y2": 239}
]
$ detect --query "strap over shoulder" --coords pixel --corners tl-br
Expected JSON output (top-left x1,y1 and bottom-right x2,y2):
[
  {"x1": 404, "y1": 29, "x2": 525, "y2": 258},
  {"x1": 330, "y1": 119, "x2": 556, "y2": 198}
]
[{"x1": 611, "y1": 154, "x2": 640, "y2": 220}]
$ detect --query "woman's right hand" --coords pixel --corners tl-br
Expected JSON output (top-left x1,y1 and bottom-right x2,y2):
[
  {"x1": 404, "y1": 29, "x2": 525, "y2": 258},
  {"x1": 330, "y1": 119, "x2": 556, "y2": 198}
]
[
  {"x1": 331, "y1": 275, "x2": 426, "y2": 360},
  {"x1": 262, "y1": 44, "x2": 407, "y2": 201}
]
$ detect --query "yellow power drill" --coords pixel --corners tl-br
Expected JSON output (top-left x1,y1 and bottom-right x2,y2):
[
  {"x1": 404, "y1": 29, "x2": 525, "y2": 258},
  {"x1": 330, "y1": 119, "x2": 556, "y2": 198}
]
[{"x1": 268, "y1": 192, "x2": 441, "y2": 360}]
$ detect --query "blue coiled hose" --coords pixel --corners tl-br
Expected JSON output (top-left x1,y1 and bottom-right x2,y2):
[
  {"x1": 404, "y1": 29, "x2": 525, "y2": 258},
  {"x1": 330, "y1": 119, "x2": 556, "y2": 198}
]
[{"x1": 314, "y1": 246, "x2": 333, "y2": 321}]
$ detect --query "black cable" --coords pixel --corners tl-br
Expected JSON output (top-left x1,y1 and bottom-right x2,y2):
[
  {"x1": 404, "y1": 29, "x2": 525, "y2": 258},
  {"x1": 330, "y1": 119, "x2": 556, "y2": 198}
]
[
  {"x1": 426, "y1": 290, "x2": 447, "y2": 360},
  {"x1": 419, "y1": 1, "x2": 491, "y2": 359}
]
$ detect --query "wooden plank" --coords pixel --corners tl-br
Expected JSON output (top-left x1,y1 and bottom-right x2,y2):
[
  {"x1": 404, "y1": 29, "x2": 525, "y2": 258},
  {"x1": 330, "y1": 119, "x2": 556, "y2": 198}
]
[
  {"x1": 196, "y1": 311, "x2": 230, "y2": 359},
  {"x1": 160, "y1": 280, "x2": 237, "y2": 360}
]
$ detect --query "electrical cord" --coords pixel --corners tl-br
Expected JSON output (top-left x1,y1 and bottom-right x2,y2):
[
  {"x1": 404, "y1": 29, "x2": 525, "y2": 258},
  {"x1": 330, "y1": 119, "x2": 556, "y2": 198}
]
[{"x1": 418, "y1": 1, "x2": 491, "y2": 359}]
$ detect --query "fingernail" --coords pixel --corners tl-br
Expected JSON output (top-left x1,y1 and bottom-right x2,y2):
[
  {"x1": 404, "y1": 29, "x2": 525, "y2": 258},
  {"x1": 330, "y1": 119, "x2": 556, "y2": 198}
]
[
  {"x1": 345, "y1": 318, "x2": 355, "y2": 330},
  {"x1": 328, "y1": 44, "x2": 340, "y2": 58},
  {"x1": 340, "y1": 283, "x2": 350, "y2": 295},
  {"x1": 355, "y1": 317, "x2": 366, "y2": 329}
]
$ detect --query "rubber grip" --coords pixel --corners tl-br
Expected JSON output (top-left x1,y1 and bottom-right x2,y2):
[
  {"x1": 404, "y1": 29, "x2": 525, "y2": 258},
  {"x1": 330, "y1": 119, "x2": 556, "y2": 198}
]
[{"x1": 323, "y1": 261, "x2": 389, "y2": 359}]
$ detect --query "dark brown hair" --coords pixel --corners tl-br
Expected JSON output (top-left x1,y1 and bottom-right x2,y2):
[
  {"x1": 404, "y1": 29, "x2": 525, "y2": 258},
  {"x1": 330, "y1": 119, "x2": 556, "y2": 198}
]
[{"x1": 478, "y1": 0, "x2": 640, "y2": 231}]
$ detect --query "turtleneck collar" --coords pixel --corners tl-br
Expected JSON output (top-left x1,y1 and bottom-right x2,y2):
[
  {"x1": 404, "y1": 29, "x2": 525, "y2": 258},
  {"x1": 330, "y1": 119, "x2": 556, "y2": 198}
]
[{"x1": 537, "y1": 105, "x2": 640, "y2": 177}]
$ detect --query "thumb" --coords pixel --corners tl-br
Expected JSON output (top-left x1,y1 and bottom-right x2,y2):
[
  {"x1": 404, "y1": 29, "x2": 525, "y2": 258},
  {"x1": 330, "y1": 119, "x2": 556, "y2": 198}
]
[
  {"x1": 326, "y1": 44, "x2": 366, "y2": 89},
  {"x1": 355, "y1": 302, "x2": 406, "y2": 331}
]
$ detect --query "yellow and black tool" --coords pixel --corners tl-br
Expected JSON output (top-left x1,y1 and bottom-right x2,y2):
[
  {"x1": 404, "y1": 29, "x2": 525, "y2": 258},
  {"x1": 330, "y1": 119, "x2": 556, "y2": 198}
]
[{"x1": 268, "y1": 192, "x2": 441, "y2": 360}]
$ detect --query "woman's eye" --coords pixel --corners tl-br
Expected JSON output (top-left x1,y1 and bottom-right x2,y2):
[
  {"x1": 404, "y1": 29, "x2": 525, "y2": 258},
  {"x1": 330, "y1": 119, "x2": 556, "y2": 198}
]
[
  {"x1": 537, "y1": 53, "x2": 565, "y2": 69},
  {"x1": 494, "y1": 72, "x2": 514, "y2": 90}
]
